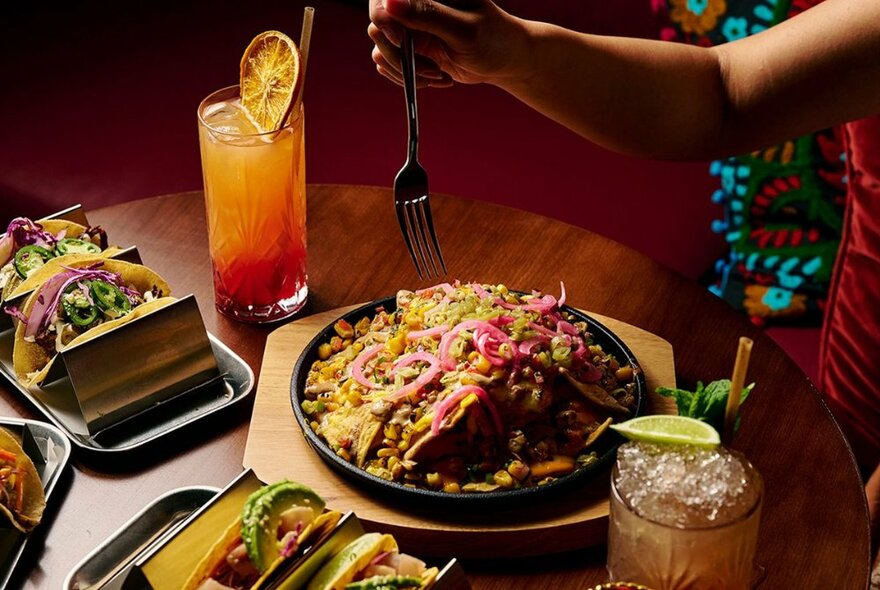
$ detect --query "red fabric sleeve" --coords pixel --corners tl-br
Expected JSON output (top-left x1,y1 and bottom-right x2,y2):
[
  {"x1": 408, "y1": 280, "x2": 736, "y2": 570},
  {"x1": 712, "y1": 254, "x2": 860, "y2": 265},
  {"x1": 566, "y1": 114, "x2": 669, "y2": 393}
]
[{"x1": 820, "y1": 115, "x2": 880, "y2": 468}]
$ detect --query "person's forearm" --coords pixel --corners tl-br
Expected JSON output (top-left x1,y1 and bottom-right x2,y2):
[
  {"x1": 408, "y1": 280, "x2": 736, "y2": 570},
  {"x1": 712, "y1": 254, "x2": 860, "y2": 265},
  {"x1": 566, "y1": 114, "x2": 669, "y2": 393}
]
[
  {"x1": 499, "y1": 23, "x2": 728, "y2": 160},
  {"x1": 496, "y1": 0, "x2": 880, "y2": 160}
]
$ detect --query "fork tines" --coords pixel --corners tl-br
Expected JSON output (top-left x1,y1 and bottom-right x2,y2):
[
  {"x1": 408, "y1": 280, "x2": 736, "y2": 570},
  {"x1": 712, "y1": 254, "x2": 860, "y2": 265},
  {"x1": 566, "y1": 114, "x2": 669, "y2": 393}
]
[{"x1": 395, "y1": 192, "x2": 446, "y2": 280}]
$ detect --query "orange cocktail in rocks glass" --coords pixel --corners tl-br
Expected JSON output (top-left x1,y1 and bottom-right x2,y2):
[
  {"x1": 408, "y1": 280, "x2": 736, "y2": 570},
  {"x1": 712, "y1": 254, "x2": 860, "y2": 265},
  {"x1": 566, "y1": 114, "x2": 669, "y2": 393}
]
[
  {"x1": 607, "y1": 416, "x2": 763, "y2": 590},
  {"x1": 197, "y1": 29, "x2": 308, "y2": 323}
]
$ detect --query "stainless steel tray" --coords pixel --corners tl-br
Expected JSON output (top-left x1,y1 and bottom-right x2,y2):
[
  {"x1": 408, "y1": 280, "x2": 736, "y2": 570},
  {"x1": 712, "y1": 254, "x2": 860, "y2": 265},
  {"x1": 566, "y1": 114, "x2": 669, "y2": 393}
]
[
  {"x1": 0, "y1": 417, "x2": 72, "y2": 588},
  {"x1": 0, "y1": 333, "x2": 254, "y2": 453},
  {"x1": 63, "y1": 486, "x2": 219, "y2": 590}
]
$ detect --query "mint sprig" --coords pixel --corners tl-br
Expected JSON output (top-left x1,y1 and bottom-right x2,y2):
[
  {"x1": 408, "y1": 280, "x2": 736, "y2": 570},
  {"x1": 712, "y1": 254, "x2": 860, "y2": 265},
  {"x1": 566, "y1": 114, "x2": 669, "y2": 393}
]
[{"x1": 657, "y1": 379, "x2": 755, "y2": 434}]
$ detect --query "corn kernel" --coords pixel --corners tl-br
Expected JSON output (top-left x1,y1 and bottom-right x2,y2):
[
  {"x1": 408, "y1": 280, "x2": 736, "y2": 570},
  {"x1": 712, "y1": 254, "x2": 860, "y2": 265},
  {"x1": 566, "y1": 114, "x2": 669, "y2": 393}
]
[
  {"x1": 507, "y1": 460, "x2": 530, "y2": 481},
  {"x1": 497, "y1": 284, "x2": 509, "y2": 296},
  {"x1": 615, "y1": 366, "x2": 634, "y2": 382},
  {"x1": 475, "y1": 354, "x2": 492, "y2": 374},
  {"x1": 383, "y1": 424, "x2": 399, "y2": 440},
  {"x1": 336, "y1": 448, "x2": 351, "y2": 462},
  {"x1": 334, "y1": 319, "x2": 355, "y2": 339},
  {"x1": 387, "y1": 333, "x2": 406, "y2": 355},
  {"x1": 377, "y1": 447, "x2": 399, "y2": 458},
  {"x1": 426, "y1": 472, "x2": 442, "y2": 488},
  {"x1": 443, "y1": 482, "x2": 461, "y2": 494},
  {"x1": 404, "y1": 313, "x2": 422, "y2": 329},
  {"x1": 318, "y1": 343, "x2": 332, "y2": 360},
  {"x1": 493, "y1": 470, "x2": 515, "y2": 488}
]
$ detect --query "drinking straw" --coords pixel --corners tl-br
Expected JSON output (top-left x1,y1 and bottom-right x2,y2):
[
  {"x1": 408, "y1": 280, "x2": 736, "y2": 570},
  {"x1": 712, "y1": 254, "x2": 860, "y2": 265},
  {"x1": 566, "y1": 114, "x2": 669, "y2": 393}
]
[
  {"x1": 290, "y1": 6, "x2": 315, "y2": 119},
  {"x1": 723, "y1": 336, "x2": 753, "y2": 444}
]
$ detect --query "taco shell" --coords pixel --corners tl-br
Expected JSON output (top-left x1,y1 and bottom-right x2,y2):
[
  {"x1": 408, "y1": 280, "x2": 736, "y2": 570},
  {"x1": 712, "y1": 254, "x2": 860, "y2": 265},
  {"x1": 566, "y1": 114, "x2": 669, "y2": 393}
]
[
  {"x1": 0, "y1": 427, "x2": 46, "y2": 533},
  {"x1": 183, "y1": 511, "x2": 342, "y2": 590},
  {"x1": 306, "y1": 533, "x2": 399, "y2": 590},
  {"x1": 4, "y1": 247, "x2": 123, "y2": 303},
  {"x1": 0, "y1": 219, "x2": 101, "y2": 302},
  {"x1": 182, "y1": 517, "x2": 244, "y2": 590},
  {"x1": 12, "y1": 257, "x2": 173, "y2": 387}
]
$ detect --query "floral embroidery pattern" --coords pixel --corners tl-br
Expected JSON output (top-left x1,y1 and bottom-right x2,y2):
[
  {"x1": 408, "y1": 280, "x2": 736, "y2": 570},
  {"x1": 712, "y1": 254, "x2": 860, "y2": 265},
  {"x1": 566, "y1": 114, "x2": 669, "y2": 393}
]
[
  {"x1": 669, "y1": 0, "x2": 728, "y2": 35},
  {"x1": 656, "y1": 0, "x2": 844, "y2": 326}
]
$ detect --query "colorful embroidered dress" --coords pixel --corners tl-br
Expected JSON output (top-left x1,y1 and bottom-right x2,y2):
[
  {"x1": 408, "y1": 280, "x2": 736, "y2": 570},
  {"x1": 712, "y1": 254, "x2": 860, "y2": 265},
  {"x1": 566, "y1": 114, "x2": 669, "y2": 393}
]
[{"x1": 655, "y1": 0, "x2": 846, "y2": 326}]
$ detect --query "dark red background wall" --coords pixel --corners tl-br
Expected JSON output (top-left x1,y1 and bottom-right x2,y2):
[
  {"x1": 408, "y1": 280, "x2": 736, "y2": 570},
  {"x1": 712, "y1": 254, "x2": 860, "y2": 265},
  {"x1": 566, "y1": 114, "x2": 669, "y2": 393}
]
[{"x1": 0, "y1": 0, "x2": 723, "y2": 279}]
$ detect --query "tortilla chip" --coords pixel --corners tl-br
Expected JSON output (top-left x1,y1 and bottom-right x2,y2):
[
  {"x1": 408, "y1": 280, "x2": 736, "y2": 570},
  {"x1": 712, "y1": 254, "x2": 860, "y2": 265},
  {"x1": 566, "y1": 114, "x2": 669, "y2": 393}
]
[
  {"x1": 0, "y1": 428, "x2": 46, "y2": 533},
  {"x1": 12, "y1": 258, "x2": 173, "y2": 387}
]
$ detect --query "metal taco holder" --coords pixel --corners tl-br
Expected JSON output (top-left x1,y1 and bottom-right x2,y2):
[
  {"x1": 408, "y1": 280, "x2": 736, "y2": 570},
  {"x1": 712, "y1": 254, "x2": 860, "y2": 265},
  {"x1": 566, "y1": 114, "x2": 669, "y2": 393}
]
[
  {"x1": 0, "y1": 205, "x2": 255, "y2": 452},
  {"x1": 66, "y1": 469, "x2": 471, "y2": 590}
]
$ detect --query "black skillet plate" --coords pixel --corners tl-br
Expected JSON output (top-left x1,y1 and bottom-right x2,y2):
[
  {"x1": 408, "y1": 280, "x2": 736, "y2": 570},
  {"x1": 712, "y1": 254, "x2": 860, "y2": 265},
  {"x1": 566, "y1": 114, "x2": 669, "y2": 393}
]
[{"x1": 290, "y1": 295, "x2": 646, "y2": 509}]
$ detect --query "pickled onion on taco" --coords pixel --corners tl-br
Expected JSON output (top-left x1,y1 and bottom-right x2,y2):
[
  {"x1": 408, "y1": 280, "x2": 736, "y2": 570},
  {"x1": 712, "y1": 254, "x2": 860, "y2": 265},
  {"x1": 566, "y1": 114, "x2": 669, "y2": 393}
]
[
  {"x1": 0, "y1": 216, "x2": 112, "y2": 304},
  {"x1": 11, "y1": 257, "x2": 172, "y2": 387}
]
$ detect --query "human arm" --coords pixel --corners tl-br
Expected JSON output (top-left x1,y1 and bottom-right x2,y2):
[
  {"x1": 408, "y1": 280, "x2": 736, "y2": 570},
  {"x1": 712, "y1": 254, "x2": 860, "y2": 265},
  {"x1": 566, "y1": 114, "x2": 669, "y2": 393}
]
[{"x1": 369, "y1": 0, "x2": 880, "y2": 159}]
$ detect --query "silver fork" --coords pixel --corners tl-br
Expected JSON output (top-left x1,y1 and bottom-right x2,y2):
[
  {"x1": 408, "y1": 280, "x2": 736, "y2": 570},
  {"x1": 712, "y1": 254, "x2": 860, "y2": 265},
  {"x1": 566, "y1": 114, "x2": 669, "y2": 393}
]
[{"x1": 393, "y1": 30, "x2": 447, "y2": 280}]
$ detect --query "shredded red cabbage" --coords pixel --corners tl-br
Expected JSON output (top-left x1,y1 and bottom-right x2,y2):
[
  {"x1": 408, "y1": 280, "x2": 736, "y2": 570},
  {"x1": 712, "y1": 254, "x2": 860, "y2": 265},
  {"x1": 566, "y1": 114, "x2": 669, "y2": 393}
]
[
  {"x1": 3, "y1": 305, "x2": 26, "y2": 323},
  {"x1": 5, "y1": 217, "x2": 57, "y2": 251},
  {"x1": 24, "y1": 264, "x2": 142, "y2": 338}
]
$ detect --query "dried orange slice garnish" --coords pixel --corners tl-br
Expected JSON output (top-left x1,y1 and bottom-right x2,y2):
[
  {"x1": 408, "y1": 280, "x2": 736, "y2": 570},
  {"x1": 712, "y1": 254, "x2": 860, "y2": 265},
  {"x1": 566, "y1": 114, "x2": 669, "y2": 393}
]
[{"x1": 239, "y1": 31, "x2": 301, "y2": 133}]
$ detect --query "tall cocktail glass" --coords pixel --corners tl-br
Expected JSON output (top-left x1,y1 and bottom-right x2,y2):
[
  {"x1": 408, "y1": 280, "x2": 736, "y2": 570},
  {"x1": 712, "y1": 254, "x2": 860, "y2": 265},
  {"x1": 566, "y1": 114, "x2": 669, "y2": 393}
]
[
  {"x1": 607, "y1": 441, "x2": 763, "y2": 589},
  {"x1": 197, "y1": 85, "x2": 307, "y2": 323}
]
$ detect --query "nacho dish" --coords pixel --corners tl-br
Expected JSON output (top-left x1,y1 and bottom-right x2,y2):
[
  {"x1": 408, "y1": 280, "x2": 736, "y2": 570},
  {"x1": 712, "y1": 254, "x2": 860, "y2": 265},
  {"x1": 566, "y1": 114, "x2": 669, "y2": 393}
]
[
  {"x1": 9, "y1": 257, "x2": 173, "y2": 387},
  {"x1": 0, "y1": 216, "x2": 110, "y2": 304},
  {"x1": 302, "y1": 282, "x2": 640, "y2": 494}
]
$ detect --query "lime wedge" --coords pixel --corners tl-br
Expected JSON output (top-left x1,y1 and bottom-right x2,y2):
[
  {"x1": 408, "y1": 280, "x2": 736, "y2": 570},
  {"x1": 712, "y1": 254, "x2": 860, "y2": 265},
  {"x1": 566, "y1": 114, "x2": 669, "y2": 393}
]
[{"x1": 610, "y1": 415, "x2": 720, "y2": 448}]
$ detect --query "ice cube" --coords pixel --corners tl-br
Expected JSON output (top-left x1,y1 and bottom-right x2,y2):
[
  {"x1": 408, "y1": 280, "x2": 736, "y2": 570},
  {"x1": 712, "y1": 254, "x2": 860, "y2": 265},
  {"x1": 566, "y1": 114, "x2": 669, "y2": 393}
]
[{"x1": 614, "y1": 441, "x2": 762, "y2": 529}]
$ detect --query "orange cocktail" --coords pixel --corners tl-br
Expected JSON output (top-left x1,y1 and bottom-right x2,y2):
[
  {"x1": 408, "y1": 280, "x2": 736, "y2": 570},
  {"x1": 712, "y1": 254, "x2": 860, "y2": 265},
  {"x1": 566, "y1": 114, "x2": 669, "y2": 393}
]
[
  {"x1": 197, "y1": 85, "x2": 307, "y2": 322},
  {"x1": 197, "y1": 26, "x2": 309, "y2": 323}
]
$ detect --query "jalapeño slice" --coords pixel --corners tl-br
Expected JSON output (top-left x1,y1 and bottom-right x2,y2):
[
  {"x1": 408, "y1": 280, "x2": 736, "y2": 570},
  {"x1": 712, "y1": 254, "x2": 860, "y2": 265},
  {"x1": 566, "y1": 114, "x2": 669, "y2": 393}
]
[
  {"x1": 13, "y1": 245, "x2": 54, "y2": 279},
  {"x1": 61, "y1": 283, "x2": 99, "y2": 327},
  {"x1": 90, "y1": 280, "x2": 132, "y2": 314},
  {"x1": 56, "y1": 238, "x2": 101, "y2": 256}
]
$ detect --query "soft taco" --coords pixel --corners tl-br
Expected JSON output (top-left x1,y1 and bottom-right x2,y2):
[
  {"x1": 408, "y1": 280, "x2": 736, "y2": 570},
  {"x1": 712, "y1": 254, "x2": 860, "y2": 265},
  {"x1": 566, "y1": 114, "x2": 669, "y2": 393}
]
[
  {"x1": 0, "y1": 216, "x2": 112, "y2": 303},
  {"x1": 306, "y1": 533, "x2": 438, "y2": 590},
  {"x1": 0, "y1": 427, "x2": 46, "y2": 533},
  {"x1": 11, "y1": 257, "x2": 173, "y2": 387},
  {"x1": 184, "y1": 481, "x2": 341, "y2": 590}
]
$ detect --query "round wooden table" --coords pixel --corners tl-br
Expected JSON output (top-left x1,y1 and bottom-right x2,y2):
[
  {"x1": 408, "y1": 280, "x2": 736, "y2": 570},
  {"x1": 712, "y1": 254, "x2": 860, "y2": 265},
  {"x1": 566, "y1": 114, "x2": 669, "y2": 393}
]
[{"x1": 1, "y1": 186, "x2": 870, "y2": 588}]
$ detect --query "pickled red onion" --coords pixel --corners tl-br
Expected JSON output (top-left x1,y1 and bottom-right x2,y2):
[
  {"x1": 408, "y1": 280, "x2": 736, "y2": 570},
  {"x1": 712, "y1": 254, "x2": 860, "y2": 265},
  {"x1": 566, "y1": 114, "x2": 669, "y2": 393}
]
[
  {"x1": 351, "y1": 344, "x2": 385, "y2": 390},
  {"x1": 518, "y1": 336, "x2": 550, "y2": 356},
  {"x1": 405, "y1": 324, "x2": 449, "y2": 342},
  {"x1": 386, "y1": 351, "x2": 441, "y2": 402},
  {"x1": 430, "y1": 385, "x2": 503, "y2": 436}
]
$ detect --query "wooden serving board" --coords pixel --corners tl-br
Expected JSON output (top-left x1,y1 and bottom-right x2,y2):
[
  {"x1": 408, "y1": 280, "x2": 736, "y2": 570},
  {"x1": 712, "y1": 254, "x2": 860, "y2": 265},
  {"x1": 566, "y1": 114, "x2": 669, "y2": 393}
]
[{"x1": 243, "y1": 305, "x2": 676, "y2": 558}]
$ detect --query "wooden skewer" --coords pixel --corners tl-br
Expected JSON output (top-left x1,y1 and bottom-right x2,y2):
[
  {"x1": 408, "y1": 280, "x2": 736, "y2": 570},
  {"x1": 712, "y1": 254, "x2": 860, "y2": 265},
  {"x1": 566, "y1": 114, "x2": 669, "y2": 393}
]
[{"x1": 723, "y1": 336, "x2": 753, "y2": 444}]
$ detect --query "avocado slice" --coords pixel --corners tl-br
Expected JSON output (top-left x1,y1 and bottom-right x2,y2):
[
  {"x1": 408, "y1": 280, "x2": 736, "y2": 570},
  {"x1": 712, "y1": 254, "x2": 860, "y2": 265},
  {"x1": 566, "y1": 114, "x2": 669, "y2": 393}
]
[
  {"x1": 345, "y1": 575, "x2": 424, "y2": 590},
  {"x1": 241, "y1": 481, "x2": 325, "y2": 573}
]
